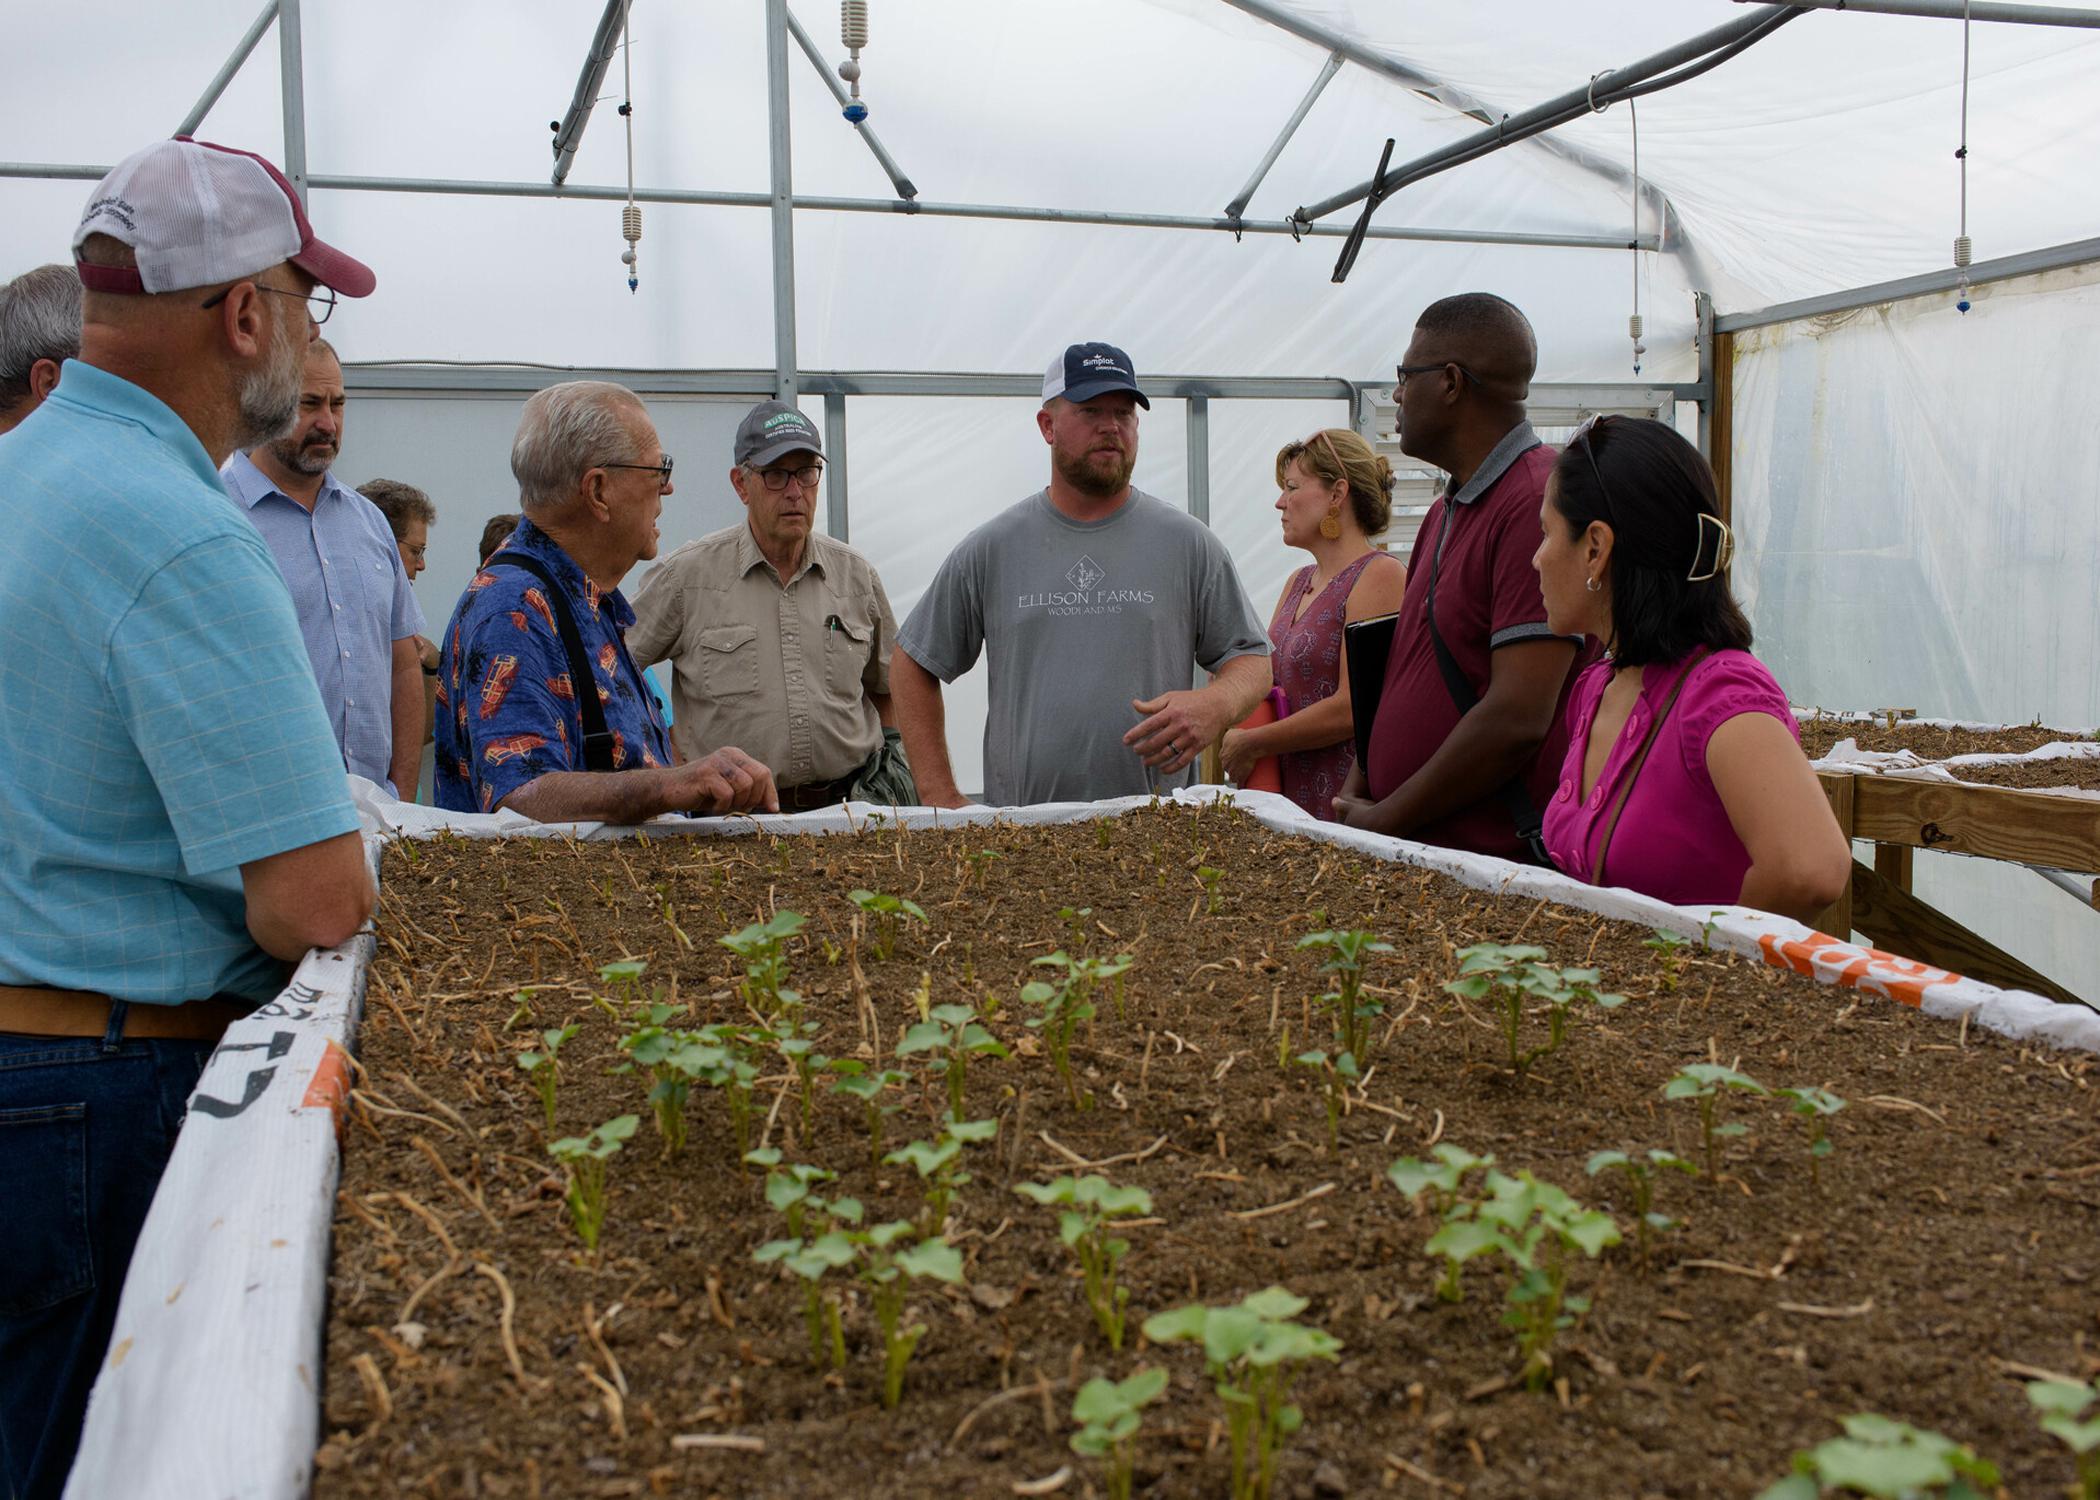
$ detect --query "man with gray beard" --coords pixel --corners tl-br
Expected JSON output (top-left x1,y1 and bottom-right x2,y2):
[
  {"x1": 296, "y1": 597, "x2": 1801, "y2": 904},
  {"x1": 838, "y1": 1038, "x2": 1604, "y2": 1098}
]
[
  {"x1": 893, "y1": 341, "x2": 1272, "y2": 806},
  {"x1": 224, "y1": 336, "x2": 427, "y2": 798},
  {"x1": 0, "y1": 137, "x2": 376, "y2": 1500}
]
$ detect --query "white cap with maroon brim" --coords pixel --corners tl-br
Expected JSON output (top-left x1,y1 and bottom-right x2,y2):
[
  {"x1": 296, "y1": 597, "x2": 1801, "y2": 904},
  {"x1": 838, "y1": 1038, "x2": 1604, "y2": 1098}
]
[{"x1": 72, "y1": 137, "x2": 375, "y2": 299}]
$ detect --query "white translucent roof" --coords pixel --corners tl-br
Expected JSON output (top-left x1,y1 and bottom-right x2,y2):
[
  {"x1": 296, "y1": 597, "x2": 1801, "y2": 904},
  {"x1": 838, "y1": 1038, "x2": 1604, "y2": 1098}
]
[{"x1": 8, "y1": 1, "x2": 2096, "y2": 383}]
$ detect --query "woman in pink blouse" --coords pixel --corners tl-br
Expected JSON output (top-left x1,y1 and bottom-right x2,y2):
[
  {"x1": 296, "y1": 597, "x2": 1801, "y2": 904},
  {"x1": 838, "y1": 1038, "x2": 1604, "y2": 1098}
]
[
  {"x1": 1220, "y1": 428, "x2": 1407, "y2": 819},
  {"x1": 1531, "y1": 417, "x2": 1848, "y2": 923}
]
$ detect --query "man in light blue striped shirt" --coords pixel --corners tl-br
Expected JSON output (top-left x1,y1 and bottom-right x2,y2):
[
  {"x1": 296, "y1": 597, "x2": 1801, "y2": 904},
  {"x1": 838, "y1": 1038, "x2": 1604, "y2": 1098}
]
[{"x1": 224, "y1": 337, "x2": 426, "y2": 798}]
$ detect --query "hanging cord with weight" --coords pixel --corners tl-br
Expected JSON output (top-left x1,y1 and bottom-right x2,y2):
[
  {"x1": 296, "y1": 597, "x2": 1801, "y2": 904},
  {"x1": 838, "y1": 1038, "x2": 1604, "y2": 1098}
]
[
  {"x1": 619, "y1": 11, "x2": 641, "y2": 293},
  {"x1": 1954, "y1": 0, "x2": 1974, "y2": 312}
]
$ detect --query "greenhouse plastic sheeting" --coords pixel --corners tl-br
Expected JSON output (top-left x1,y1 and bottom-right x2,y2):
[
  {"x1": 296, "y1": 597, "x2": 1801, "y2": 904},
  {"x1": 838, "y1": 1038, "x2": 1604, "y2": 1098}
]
[
  {"x1": 1735, "y1": 268, "x2": 2100, "y2": 997},
  {"x1": 63, "y1": 784, "x2": 2100, "y2": 1499}
]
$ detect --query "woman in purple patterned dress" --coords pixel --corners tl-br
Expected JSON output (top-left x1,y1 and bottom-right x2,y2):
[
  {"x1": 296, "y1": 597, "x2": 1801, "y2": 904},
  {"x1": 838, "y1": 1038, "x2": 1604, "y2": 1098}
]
[{"x1": 1220, "y1": 428, "x2": 1407, "y2": 820}]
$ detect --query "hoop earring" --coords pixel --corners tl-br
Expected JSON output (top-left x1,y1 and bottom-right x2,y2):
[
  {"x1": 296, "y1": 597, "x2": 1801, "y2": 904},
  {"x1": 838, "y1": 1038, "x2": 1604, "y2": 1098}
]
[
  {"x1": 1319, "y1": 503, "x2": 1343, "y2": 541},
  {"x1": 1584, "y1": 575, "x2": 1600, "y2": 593}
]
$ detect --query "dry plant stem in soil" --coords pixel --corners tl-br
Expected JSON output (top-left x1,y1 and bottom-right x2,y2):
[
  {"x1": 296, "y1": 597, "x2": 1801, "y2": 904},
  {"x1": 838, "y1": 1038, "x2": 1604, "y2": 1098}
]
[{"x1": 318, "y1": 809, "x2": 2100, "y2": 1500}]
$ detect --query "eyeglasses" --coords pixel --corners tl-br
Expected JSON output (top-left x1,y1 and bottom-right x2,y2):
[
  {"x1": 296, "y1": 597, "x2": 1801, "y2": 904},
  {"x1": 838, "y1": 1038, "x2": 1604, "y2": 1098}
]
[
  {"x1": 1394, "y1": 360, "x2": 1477, "y2": 391},
  {"x1": 198, "y1": 280, "x2": 337, "y2": 326},
  {"x1": 1569, "y1": 415, "x2": 1617, "y2": 520},
  {"x1": 603, "y1": 455, "x2": 675, "y2": 490},
  {"x1": 755, "y1": 463, "x2": 824, "y2": 492}
]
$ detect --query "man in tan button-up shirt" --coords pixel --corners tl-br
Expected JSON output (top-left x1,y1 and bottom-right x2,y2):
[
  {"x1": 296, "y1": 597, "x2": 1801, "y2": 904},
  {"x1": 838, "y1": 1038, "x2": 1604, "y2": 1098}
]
[{"x1": 628, "y1": 400, "x2": 913, "y2": 810}]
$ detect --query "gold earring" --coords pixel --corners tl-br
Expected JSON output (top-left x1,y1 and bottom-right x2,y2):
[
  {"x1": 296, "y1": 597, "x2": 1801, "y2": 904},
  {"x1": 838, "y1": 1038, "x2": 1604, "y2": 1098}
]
[{"x1": 1319, "y1": 503, "x2": 1343, "y2": 540}]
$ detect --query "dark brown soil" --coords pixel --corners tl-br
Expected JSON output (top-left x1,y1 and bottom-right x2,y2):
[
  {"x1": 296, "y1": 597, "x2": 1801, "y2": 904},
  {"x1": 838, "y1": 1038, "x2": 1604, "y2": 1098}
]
[
  {"x1": 316, "y1": 808, "x2": 2100, "y2": 1500},
  {"x1": 1945, "y1": 759, "x2": 2100, "y2": 794},
  {"x1": 1796, "y1": 715, "x2": 2090, "y2": 763}
]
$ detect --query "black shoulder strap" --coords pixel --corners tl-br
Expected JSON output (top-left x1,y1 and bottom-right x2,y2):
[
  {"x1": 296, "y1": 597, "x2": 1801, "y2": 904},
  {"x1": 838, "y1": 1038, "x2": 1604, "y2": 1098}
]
[
  {"x1": 485, "y1": 550, "x2": 616, "y2": 773},
  {"x1": 1423, "y1": 497, "x2": 1552, "y2": 866}
]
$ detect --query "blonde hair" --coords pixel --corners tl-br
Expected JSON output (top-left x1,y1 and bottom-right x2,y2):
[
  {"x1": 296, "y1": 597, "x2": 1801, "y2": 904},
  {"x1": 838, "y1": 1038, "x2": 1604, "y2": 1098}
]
[{"x1": 1274, "y1": 427, "x2": 1394, "y2": 536}]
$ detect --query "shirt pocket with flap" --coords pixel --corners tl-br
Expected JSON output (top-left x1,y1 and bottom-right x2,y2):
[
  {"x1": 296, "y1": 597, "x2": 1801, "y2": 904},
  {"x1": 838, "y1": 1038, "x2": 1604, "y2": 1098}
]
[
  {"x1": 820, "y1": 613, "x2": 873, "y2": 706},
  {"x1": 696, "y1": 623, "x2": 762, "y2": 699}
]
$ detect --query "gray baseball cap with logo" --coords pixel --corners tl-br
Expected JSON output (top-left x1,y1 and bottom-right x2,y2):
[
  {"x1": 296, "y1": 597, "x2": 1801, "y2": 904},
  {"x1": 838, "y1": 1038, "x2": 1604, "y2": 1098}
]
[{"x1": 734, "y1": 400, "x2": 823, "y2": 469}]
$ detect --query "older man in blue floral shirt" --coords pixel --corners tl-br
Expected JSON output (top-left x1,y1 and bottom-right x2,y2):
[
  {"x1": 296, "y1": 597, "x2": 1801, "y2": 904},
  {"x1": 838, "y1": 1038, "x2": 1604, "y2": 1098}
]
[{"x1": 436, "y1": 381, "x2": 777, "y2": 821}]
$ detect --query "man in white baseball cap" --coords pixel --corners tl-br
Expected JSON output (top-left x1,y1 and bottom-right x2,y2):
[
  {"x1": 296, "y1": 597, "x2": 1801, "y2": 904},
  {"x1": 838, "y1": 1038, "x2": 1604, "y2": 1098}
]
[{"x1": 0, "y1": 137, "x2": 377, "y2": 1499}]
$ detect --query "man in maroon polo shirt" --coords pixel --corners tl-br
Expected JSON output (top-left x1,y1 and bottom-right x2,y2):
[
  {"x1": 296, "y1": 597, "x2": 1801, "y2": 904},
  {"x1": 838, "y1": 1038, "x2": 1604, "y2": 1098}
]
[{"x1": 1334, "y1": 293, "x2": 1590, "y2": 861}]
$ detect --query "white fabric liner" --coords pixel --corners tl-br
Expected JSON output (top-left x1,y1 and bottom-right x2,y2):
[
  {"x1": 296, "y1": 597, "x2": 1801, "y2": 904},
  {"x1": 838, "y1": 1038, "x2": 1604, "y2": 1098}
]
[{"x1": 66, "y1": 782, "x2": 2100, "y2": 1498}]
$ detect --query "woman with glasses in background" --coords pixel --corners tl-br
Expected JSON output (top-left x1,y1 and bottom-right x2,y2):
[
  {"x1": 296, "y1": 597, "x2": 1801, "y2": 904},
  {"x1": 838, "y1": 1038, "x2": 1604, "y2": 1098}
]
[
  {"x1": 1220, "y1": 428, "x2": 1407, "y2": 820},
  {"x1": 1531, "y1": 416, "x2": 1848, "y2": 923}
]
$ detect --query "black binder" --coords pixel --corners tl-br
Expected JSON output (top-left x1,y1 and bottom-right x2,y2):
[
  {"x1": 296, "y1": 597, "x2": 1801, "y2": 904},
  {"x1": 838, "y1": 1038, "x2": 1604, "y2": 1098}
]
[{"x1": 1342, "y1": 611, "x2": 1399, "y2": 770}]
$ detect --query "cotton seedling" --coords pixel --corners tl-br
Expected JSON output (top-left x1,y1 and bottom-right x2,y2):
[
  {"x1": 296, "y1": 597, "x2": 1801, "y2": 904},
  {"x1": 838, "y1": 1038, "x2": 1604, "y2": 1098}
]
[
  {"x1": 886, "y1": 1117, "x2": 998, "y2": 1236},
  {"x1": 1058, "y1": 904, "x2": 1092, "y2": 952},
  {"x1": 1642, "y1": 928, "x2": 1690, "y2": 992},
  {"x1": 896, "y1": 1001, "x2": 1009, "y2": 1121},
  {"x1": 717, "y1": 909, "x2": 806, "y2": 1018},
  {"x1": 1664, "y1": 1063, "x2": 1769, "y2": 1180},
  {"x1": 617, "y1": 1013, "x2": 705, "y2": 1157},
  {"x1": 744, "y1": 1151, "x2": 840, "y2": 1239},
  {"x1": 1776, "y1": 1085, "x2": 1847, "y2": 1187},
  {"x1": 1296, "y1": 927, "x2": 1395, "y2": 1067},
  {"x1": 1033, "y1": 948, "x2": 1135, "y2": 1025},
  {"x1": 769, "y1": 1017, "x2": 829, "y2": 1135},
  {"x1": 1022, "y1": 970, "x2": 1095, "y2": 1111},
  {"x1": 1291, "y1": 1047, "x2": 1359, "y2": 1155},
  {"x1": 1142, "y1": 1286, "x2": 1342, "y2": 1500},
  {"x1": 598, "y1": 958, "x2": 648, "y2": 1010},
  {"x1": 750, "y1": 1163, "x2": 865, "y2": 1370},
  {"x1": 515, "y1": 1022, "x2": 578, "y2": 1133},
  {"x1": 1070, "y1": 1367, "x2": 1169, "y2": 1500},
  {"x1": 1584, "y1": 1148, "x2": 1695, "y2": 1270},
  {"x1": 1466, "y1": 1170, "x2": 1621, "y2": 1391},
  {"x1": 849, "y1": 1220, "x2": 966, "y2": 1408},
  {"x1": 829, "y1": 1060, "x2": 908, "y2": 1170},
  {"x1": 653, "y1": 883, "x2": 692, "y2": 950},
  {"x1": 547, "y1": 1113, "x2": 639, "y2": 1251},
  {"x1": 962, "y1": 848, "x2": 1003, "y2": 888},
  {"x1": 2028, "y1": 1378, "x2": 2100, "y2": 1500},
  {"x1": 1197, "y1": 864, "x2": 1224, "y2": 915},
  {"x1": 1014, "y1": 1173, "x2": 1154, "y2": 1350},
  {"x1": 848, "y1": 888, "x2": 926, "y2": 961},
  {"x1": 1443, "y1": 943, "x2": 1626, "y2": 1080},
  {"x1": 1756, "y1": 1413, "x2": 2000, "y2": 1499},
  {"x1": 1387, "y1": 1143, "x2": 1497, "y2": 1225},
  {"x1": 696, "y1": 1022, "x2": 764, "y2": 1166}
]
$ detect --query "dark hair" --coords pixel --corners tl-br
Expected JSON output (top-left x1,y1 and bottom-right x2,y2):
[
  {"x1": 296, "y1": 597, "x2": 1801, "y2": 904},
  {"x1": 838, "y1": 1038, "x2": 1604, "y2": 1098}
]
[
  {"x1": 357, "y1": 478, "x2": 436, "y2": 537},
  {"x1": 479, "y1": 512, "x2": 521, "y2": 565},
  {"x1": 1551, "y1": 416, "x2": 1752, "y2": 667},
  {"x1": 1274, "y1": 427, "x2": 1395, "y2": 535},
  {"x1": 1413, "y1": 292, "x2": 1536, "y2": 400}
]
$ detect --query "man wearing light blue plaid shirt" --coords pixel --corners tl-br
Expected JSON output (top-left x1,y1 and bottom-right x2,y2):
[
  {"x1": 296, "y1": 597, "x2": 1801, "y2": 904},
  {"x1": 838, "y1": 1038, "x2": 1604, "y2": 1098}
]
[{"x1": 0, "y1": 138, "x2": 378, "y2": 1500}]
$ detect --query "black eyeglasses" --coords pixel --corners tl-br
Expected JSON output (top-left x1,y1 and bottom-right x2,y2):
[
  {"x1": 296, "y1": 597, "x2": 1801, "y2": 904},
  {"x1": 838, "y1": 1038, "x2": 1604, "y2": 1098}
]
[
  {"x1": 198, "y1": 281, "x2": 337, "y2": 325},
  {"x1": 755, "y1": 463, "x2": 824, "y2": 492},
  {"x1": 1394, "y1": 360, "x2": 1478, "y2": 391},
  {"x1": 602, "y1": 455, "x2": 675, "y2": 489}
]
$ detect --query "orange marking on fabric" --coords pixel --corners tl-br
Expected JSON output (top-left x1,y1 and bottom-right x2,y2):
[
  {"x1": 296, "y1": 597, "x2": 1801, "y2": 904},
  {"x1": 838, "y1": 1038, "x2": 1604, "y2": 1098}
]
[{"x1": 301, "y1": 1039, "x2": 354, "y2": 1140}]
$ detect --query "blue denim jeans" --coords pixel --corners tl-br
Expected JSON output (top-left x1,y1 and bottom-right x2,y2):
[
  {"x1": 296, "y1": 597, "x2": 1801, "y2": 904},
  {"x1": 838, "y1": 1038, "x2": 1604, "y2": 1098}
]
[{"x1": 0, "y1": 1005, "x2": 213, "y2": 1500}]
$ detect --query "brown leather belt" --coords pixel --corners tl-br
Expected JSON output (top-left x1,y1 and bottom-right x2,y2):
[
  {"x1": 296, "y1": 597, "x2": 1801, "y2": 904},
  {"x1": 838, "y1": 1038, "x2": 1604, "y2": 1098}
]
[
  {"x1": 0, "y1": 984, "x2": 252, "y2": 1042},
  {"x1": 778, "y1": 774, "x2": 858, "y2": 812}
]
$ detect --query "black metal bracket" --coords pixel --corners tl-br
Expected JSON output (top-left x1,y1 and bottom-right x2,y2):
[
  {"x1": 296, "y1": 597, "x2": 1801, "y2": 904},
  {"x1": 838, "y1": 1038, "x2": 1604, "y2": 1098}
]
[{"x1": 1330, "y1": 137, "x2": 1395, "y2": 285}]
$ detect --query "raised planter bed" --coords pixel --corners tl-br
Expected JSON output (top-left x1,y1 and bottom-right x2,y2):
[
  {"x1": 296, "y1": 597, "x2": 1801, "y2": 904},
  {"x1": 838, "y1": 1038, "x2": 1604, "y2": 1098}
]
[
  {"x1": 1795, "y1": 710, "x2": 2095, "y2": 768},
  {"x1": 295, "y1": 801, "x2": 2100, "y2": 1499}
]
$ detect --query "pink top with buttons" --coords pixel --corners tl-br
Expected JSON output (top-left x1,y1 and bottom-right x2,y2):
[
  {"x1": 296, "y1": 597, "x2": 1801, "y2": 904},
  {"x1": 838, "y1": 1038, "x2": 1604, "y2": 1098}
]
[{"x1": 1541, "y1": 649, "x2": 1798, "y2": 909}]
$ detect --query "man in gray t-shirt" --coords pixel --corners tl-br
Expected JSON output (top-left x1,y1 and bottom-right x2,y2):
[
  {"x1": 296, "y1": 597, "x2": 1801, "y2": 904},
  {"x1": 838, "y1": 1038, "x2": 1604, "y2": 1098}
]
[{"x1": 893, "y1": 342, "x2": 1272, "y2": 807}]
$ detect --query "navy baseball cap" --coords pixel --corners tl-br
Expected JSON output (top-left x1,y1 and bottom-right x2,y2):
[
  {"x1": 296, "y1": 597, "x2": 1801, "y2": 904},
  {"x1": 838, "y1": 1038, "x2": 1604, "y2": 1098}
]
[
  {"x1": 1042, "y1": 342, "x2": 1149, "y2": 409},
  {"x1": 734, "y1": 400, "x2": 823, "y2": 468}
]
